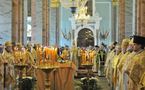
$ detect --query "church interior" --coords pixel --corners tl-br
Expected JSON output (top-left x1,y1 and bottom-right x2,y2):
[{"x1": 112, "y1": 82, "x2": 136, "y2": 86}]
[{"x1": 0, "y1": 0, "x2": 145, "y2": 90}]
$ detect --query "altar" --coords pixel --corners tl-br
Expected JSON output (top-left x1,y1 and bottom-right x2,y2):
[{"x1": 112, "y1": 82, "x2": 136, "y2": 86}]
[
  {"x1": 53, "y1": 61, "x2": 76, "y2": 90},
  {"x1": 36, "y1": 61, "x2": 76, "y2": 90}
]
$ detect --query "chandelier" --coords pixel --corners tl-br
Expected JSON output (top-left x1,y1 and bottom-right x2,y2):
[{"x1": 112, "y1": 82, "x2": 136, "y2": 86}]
[
  {"x1": 60, "y1": 0, "x2": 90, "y2": 25},
  {"x1": 74, "y1": 6, "x2": 90, "y2": 23}
]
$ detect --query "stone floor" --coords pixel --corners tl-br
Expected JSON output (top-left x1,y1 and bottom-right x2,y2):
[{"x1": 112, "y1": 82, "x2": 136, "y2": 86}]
[
  {"x1": 74, "y1": 76, "x2": 112, "y2": 90},
  {"x1": 96, "y1": 76, "x2": 112, "y2": 90}
]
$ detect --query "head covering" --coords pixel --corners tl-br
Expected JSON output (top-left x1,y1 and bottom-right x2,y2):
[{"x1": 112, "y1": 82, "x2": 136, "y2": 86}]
[
  {"x1": 17, "y1": 43, "x2": 22, "y2": 48},
  {"x1": 121, "y1": 38, "x2": 130, "y2": 48},
  {"x1": 5, "y1": 41, "x2": 12, "y2": 47},
  {"x1": 132, "y1": 35, "x2": 145, "y2": 46}
]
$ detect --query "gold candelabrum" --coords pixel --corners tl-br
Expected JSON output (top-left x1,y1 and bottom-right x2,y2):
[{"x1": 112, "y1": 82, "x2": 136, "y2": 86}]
[
  {"x1": 81, "y1": 50, "x2": 93, "y2": 77},
  {"x1": 81, "y1": 50, "x2": 93, "y2": 66},
  {"x1": 37, "y1": 46, "x2": 59, "y2": 90},
  {"x1": 14, "y1": 51, "x2": 28, "y2": 78},
  {"x1": 14, "y1": 60, "x2": 29, "y2": 90},
  {"x1": 74, "y1": 6, "x2": 90, "y2": 26}
]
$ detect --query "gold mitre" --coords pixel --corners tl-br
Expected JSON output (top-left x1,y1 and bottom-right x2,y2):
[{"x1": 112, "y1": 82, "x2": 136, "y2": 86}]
[
  {"x1": 5, "y1": 41, "x2": 12, "y2": 47},
  {"x1": 121, "y1": 38, "x2": 130, "y2": 47}
]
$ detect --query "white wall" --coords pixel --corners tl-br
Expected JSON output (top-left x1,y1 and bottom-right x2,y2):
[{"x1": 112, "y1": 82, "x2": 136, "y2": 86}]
[{"x1": 0, "y1": 0, "x2": 12, "y2": 44}]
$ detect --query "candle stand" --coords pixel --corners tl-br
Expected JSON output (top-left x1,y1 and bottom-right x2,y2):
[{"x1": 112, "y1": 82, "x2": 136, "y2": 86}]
[
  {"x1": 81, "y1": 63, "x2": 97, "y2": 90},
  {"x1": 37, "y1": 65, "x2": 58, "y2": 90},
  {"x1": 14, "y1": 64, "x2": 28, "y2": 90}
]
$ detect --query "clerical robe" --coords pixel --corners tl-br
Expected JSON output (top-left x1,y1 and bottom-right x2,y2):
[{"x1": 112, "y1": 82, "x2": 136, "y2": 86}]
[
  {"x1": 24, "y1": 50, "x2": 35, "y2": 77},
  {"x1": 25, "y1": 50, "x2": 34, "y2": 64},
  {"x1": 112, "y1": 53, "x2": 122, "y2": 87},
  {"x1": 140, "y1": 72, "x2": 145, "y2": 88},
  {"x1": 2, "y1": 50, "x2": 15, "y2": 89},
  {"x1": 122, "y1": 52, "x2": 135, "y2": 90},
  {"x1": 116, "y1": 51, "x2": 130, "y2": 90},
  {"x1": 70, "y1": 46, "x2": 78, "y2": 68},
  {"x1": 61, "y1": 49, "x2": 70, "y2": 60},
  {"x1": 80, "y1": 49, "x2": 87, "y2": 65},
  {"x1": 104, "y1": 50, "x2": 114, "y2": 73},
  {"x1": 89, "y1": 50, "x2": 96, "y2": 63},
  {"x1": 105, "y1": 50, "x2": 115, "y2": 85},
  {"x1": 129, "y1": 50, "x2": 145, "y2": 90},
  {"x1": 0, "y1": 54, "x2": 3, "y2": 90}
]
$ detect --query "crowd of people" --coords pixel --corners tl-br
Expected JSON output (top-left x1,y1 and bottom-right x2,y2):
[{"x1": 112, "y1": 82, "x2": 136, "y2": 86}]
[
  {"x1": 0, "y1": 40, "x2": 108, "y2": 90},
  {"x1": 0, "y1": 35, "x2": 144, "y2": 90},
  {"x1": 104, "y1": 35, "x2": 145, "y2": 90}
]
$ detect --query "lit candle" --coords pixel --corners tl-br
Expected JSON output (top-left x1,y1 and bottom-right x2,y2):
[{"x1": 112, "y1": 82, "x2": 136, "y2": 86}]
[{"x1": 81, "y1": 50, "x2": 86, "y2": 64}]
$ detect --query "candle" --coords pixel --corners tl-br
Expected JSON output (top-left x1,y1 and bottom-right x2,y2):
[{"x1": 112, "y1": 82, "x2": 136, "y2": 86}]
[
  {"x1": 81, "y1": 49, "x2": 86, "y2": 64},
  {"x1": 51, "y1": 47, "x2": 54, "y2": 61},
  {"x1": 52, "y1": 47, "x2": 57, "y2": 62}
]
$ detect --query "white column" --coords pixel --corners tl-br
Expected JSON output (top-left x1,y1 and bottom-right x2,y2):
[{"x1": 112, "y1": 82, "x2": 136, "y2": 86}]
[{"x1": 0, "y1": 0, "x2": 12, "y2": 44}]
